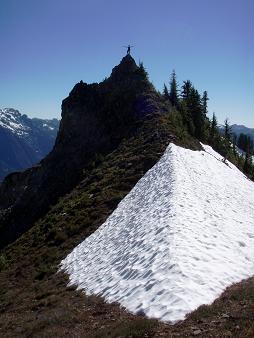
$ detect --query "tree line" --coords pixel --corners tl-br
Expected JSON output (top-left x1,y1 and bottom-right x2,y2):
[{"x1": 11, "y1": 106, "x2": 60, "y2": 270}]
[{"x1": 163, "y1": 70, "x2": 254, "y2": 179}]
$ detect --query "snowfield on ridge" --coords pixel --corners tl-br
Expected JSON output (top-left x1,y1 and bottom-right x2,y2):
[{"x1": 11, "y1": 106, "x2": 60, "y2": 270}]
[{"x1": 61, "y1": 143, "x2": 254, "y2": 323}]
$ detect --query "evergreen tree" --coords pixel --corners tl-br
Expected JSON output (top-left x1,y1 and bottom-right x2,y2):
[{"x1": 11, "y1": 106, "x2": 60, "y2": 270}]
[
  {"x1": 179, "y1": 81, "x2": 207, "y2": 140},
  {"x1": 237, "y1": 133, "x2": 245, "y2": 150},
  {"x1": 247, "y1": 136, "x2": 254, "y2": 154},
  {"x1": 243, "y1": 153, "x2": 253, "y2": 175},
  {"x1": 237, "y1": 133, "x2": 253, "y2": 153},
  {"x1": 169, "y1": 70, "x2": 179, "y2": 107},
  {"x1": 232, "y1": 133, "x2": 237, "y2": 156},
  {"x1": 188, "y1": 87, "x2": 205, "y2": 140},
  {"x1": 207, "y1": 113, "x2": 226, "y2": 155},
  {"x1": 222, "y1": 118, "x2": 232, "y2": 161},
  {"x1": 163, "y1": 83, "x2": 170, "y2": 100},
  {"x1": 201, "y1": 91, "x2": 209, "y2": 115},
  {"x1": 179, "y1": 100, "x2": 195, "y2": 136},
  {"x1": 179, "y1": 80, "x2": 192, "y2": 133},
  {"x1": 224, "y1": 118, "x2": 232, "y2": 141},
  {"x1": 210, "y1": 112, "x2": 218, "y2": 139},
  {"x1": 181, "y1": 80, "x2": 192, "y2": 100},
  {"x1": 137, "y1": 61, "x2": 149, "y2": 79}
]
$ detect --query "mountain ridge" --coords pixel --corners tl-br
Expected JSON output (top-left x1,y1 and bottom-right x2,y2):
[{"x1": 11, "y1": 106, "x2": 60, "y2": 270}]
[
  {"x1": 230, "y1": 124, "x2": 254, "y2": 140},
  {"x1": 219, "y1": 123, "x2": 254, "y2": 140},
  {"x1": 0, "y1": 108, "x2": 59, "y2": 181}
]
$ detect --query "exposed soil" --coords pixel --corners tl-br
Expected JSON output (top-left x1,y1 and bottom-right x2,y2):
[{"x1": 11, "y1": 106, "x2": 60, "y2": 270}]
[{"x1": 1, "y1": 267, "x2": 253, "y2": 337}]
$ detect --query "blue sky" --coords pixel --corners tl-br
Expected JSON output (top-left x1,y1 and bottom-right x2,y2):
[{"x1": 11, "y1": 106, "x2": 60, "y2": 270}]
[{"x1": 0, "y1": 0, "x2": 253, "y2": 126}]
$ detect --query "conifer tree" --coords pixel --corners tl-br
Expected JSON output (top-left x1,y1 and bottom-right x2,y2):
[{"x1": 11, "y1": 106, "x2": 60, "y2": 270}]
[
  {"x1": 137, "y1": 61, "x2": 149, "y2": 79},
  {"x1": 169, "y1": 70, "x2": 179, "y2": 107},
  {"x1": 181, "y1": 80, "x2": 192, "y2": 100},
  {"x1": 237, "y1": 133, "x2": 253, "y2": 153},
  {"x1": 188, "y1": 87, "x2": 205, "y2": 140},
  {"x1": 232, "y1": 133, "x2": 237, "y2": 156},
  {"x1": 179, "y1": 81, "x2": 207, "y2": 140},
  {"x1": 223, "y1": 118, "x2": 232, "y2": 161},
  {"x1": 243, "y1": 153, "x2": 253, "y2": 175},
  {"x1": 247, "y1": 136, "x2": 254, "y2": 154},
  {"x1": 179, "y1": 80, "x2": 194, "y2": 135},
  {"x1": 237, "y1": 133, "x2": 245, "y2": 150},
  {"x1": 224, "y1": 118, "x2": 232, "y2": 142},
  {"x1": 210, "y1": 113, "x2": 218, "y2": 140},
  {"x1": 163, "y1": 83, "x2": 170, "y2": 100},
  {"x1": 202, "y1": 91, "x2": 209, "y2": 115}
]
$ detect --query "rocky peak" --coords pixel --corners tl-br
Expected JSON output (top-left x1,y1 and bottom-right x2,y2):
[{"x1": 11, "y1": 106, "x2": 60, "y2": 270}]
[
  {"x1": 1, "y1": 108, "x2": 21, "y2": 117},
  {"x1": 110, "y1": 55, "x2": 139, "y2": 80}
]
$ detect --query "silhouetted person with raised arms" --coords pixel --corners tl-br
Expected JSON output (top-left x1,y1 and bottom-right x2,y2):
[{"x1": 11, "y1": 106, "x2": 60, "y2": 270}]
[{"x1": 123, "y1": 45, "x2": 134, "y2": 55}]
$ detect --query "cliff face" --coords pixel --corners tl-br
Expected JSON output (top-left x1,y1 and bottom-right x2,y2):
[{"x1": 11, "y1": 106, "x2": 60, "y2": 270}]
[{"x1": 0, "y1": 55, "x2": 163, "y2": 248}]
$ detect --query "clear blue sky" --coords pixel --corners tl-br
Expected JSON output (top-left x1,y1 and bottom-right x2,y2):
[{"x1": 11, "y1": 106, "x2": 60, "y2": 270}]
[{"x1": 0, "y1": 0, "x2": 253, "y2": 126}]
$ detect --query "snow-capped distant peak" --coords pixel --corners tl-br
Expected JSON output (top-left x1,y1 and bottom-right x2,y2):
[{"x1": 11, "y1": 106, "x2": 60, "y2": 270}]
[
  {"x1": 61, "y1": 143, "x2": 254, "y2": 323},
  {"x1": 0, "y1": 108, "x2": 30, "y2": 136}
]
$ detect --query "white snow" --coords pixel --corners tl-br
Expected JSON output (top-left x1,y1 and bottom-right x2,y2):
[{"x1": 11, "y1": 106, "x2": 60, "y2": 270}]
[
  {"x1": 0, "y1": 108, "x2": 29, "y2": 136},
  {"x1": 60, "y1": 143, "x2": 254, "y2": 323},
  {"x1": 43, "y1": 123, "x2": 54, "y2": 130}
]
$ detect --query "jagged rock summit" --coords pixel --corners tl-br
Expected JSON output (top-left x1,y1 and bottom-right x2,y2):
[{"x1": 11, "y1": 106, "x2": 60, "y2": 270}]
[
  {"x1": 110, "y1": 54, "x2": 139, "y2": 79},
  {"x1": 0, "y1": 55, "x2": 164, "y2": 248}
]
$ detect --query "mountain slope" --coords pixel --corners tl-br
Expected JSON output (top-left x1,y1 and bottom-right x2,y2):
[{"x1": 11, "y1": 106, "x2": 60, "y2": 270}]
[
  {"x1": 61, "y1": 143, "x2": 254, "y2": 323},
  {"x1": 0, "y1": 108, "x2": 59, "y2": 181},
  {"x1": 0, "y1": 113, "x2": 200, "y2": 337},
  {"x1": 0, "y1": 56, "x2": 253, "y2": 338},
  {"x1": 0, "y1": 116, "x2": 253, "y2": 337}
]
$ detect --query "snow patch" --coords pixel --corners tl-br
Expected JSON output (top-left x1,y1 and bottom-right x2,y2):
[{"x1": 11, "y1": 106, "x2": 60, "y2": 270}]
[
  {"x1": 42, "y1": 123, "x2": 54, "y2": 130},
  {"x1": 0, "y1": 108, "x2": 30, "y2": 136},
  {"x1": 60, "y1": 143, "x2": 254, "y2": 323}
]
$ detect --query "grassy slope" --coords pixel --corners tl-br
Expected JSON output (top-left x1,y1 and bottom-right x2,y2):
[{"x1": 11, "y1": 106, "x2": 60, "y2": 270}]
[{"x1": 0, "y1": 114, "x2": 253, "y2": 337}]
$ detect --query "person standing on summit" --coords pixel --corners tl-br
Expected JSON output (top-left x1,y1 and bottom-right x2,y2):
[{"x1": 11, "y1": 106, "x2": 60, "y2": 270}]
[{"x1": 123, "y1": 45, "x2": 134, "y2": 55}]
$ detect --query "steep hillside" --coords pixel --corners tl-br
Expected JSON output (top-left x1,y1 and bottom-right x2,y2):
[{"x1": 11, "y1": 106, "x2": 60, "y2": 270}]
[
  {"x1": 0, "y1": 113, "x2": 201, "y2": 337},
  {"x1": 0, "y1": 108, "x2": 59, "y2": 181},
  {"x1": 61, "y1": 143, "x2": 254, "y2": 323},
  {"x1": 0, "y1": 115, "x2": 253, "y2": 337}
]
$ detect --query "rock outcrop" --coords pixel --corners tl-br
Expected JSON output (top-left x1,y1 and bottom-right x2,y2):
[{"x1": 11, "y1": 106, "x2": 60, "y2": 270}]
[{"x1": 0, "y1": 55, "x2": 165, "y2": 248}]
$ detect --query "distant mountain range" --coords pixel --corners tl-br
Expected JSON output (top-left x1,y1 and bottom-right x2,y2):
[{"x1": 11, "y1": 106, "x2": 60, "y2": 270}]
[
  {"x1": 219, "y1": 124, "x2": 254, "y2": 141},
  {"x1": 230, "y1": 124, "x2": 254, "y2": 140},
  {"x1": 0, "y1": 108, "x2": 59, "y2": 181}
]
